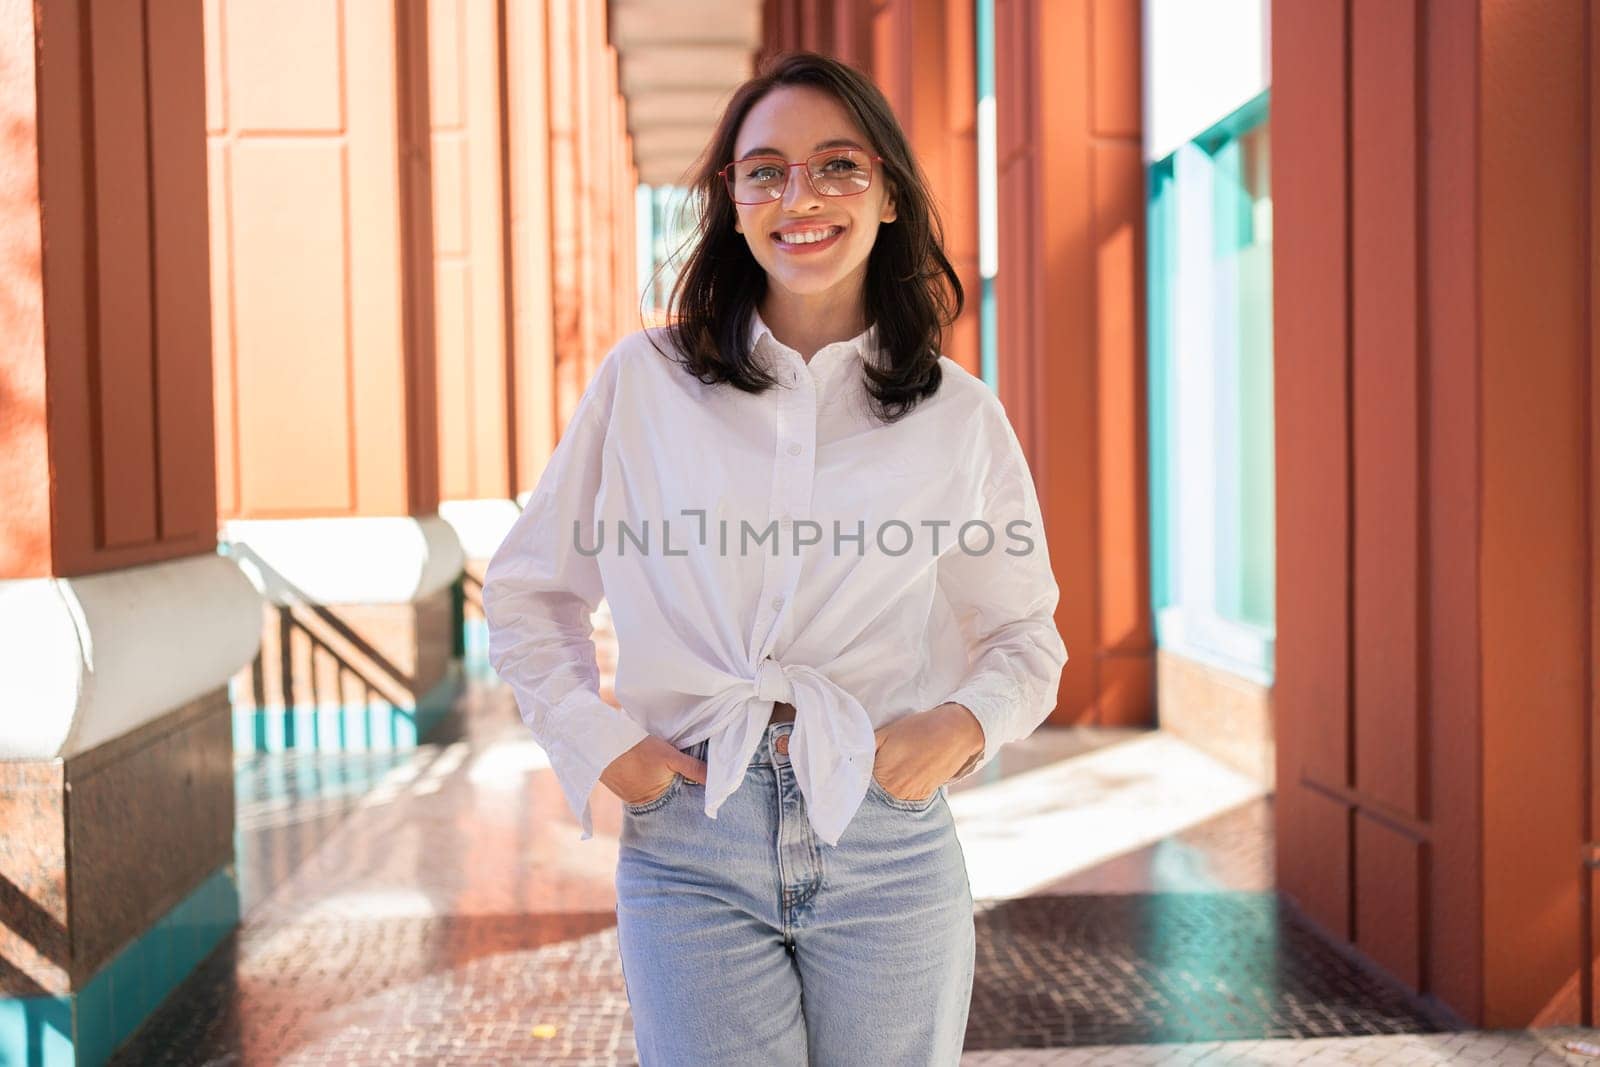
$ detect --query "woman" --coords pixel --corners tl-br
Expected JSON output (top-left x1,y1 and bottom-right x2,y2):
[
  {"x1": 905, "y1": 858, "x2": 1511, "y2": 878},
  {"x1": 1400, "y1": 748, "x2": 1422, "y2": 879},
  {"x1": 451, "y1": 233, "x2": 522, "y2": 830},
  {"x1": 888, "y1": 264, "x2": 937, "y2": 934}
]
[{"x1": 483, "y1": 50, "x2": 1068, "y2": 1066}]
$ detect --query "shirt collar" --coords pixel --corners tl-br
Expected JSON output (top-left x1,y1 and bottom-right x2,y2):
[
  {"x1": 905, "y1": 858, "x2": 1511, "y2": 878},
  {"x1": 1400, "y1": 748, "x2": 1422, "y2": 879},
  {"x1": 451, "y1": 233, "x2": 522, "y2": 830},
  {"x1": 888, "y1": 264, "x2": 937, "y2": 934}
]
[{"x1": 747, "y1": 306, "x2": 884, "y2": 376}]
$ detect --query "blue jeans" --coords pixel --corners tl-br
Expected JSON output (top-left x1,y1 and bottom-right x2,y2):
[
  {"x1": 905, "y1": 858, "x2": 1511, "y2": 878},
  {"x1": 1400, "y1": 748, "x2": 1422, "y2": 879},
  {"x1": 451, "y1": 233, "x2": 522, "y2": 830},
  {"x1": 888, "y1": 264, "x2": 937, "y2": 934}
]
[{"x1": 614, "y1": 720, "x2": 976, "y2": 1066}]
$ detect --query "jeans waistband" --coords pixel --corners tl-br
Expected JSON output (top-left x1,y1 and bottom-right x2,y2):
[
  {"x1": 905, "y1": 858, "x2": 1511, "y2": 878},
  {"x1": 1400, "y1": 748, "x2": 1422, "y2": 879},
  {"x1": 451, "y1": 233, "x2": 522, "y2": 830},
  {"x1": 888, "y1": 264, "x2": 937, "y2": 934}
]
[{"x1": 678, "y1": 720, "x2": 794, "y2": 769}]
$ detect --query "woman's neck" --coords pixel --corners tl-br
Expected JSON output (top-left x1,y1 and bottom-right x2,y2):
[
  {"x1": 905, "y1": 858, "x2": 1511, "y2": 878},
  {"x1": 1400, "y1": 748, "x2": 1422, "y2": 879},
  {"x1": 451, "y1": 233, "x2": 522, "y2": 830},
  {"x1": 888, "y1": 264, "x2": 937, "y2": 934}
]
[{"x1": 758, "y1": 289, "x2": 868, "y2": 364}]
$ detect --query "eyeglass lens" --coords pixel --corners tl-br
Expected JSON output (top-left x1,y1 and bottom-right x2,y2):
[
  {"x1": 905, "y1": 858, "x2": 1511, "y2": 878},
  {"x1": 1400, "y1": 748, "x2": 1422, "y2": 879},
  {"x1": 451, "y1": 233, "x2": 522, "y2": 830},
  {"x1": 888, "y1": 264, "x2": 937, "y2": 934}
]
[{"x1": 726, "y1": 149, "x2": 874, "y2": 203}]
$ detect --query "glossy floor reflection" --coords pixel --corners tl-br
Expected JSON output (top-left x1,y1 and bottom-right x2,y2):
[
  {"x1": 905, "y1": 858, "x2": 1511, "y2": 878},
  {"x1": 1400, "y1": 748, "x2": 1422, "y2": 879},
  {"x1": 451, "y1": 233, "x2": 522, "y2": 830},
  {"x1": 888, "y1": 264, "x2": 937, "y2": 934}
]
[
  {"x1": 234, "y1": 746, "x2": 420, "y2": 916},
  {"x1": 963, "y1": 892, "x2": 1444, "y2": 1050},
  {"x1": 112, "y1": 672, "x2": 1457, "y2": 1065}
]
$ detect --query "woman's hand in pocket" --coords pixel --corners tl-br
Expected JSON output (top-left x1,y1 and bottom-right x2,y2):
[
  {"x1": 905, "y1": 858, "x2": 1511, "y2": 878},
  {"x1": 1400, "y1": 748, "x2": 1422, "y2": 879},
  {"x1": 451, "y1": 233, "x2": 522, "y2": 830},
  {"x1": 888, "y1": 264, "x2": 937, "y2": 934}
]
[
  {"x1": 601, "y1": 736, "x2": 708, "y2": 806},
  {"x1": 870, "y1": 702, "x2": 986, "y2": 800}
]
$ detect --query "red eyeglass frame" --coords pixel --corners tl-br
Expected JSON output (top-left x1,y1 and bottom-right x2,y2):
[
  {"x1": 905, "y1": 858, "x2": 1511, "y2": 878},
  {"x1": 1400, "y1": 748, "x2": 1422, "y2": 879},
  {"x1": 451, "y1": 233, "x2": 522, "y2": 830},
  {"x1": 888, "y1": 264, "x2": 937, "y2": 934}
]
[{"x1": 718, "y1": 149, "x2": 886, "y2": 204}]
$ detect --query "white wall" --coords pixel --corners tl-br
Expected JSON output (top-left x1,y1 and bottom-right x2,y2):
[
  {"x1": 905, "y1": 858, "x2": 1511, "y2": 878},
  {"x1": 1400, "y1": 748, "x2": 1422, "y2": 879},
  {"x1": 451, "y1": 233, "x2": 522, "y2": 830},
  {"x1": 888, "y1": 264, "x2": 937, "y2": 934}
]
[{"x1": 1143, "y1": 0, "x2": 1270, "y2": 163}]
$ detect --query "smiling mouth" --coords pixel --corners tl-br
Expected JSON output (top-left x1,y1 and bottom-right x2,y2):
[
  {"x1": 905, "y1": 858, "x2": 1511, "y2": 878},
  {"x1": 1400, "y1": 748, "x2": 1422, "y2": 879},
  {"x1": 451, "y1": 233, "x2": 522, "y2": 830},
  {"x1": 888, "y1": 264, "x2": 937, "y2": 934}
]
[{"x1": 772, "y1": 225, "x2": 845, "y2": 246}]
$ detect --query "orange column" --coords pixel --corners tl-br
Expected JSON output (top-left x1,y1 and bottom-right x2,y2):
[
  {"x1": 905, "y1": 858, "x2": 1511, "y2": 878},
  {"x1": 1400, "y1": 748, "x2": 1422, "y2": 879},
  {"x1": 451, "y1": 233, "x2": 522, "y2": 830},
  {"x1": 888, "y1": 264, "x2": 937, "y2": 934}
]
[
  {"x1": 612, "y1": 95, "x2": 624, "y2": 341},
  {"x1": 994, "y1": 0, "x2": 1149, "y2": 730},
  {"x1": 426, "y1": 0, "x2": 640, "y2": 660},
  {"x1": 508, "y1": 0, "x2": 559, "y2": 498},
  {"x1": 763, "y1": 0, "x2": 800, "y2": 56},
  {"x1": 586, "y1": 22, "x2": 618, "y2": 379},
  {"x1": 763, "y1": 0, "x2": 872, "y2": 67},
  {"x1": 1273, "y1": 0, "x2": 1598, "y2": 1028},
  {"x1": 547, "y1": 0, "x2": 588, "y2": 429},
  {"x1": 865, "y1": 0, "x2": 980, "y2": 374},
  {"x1": 575, "y1": 4, "x2": 601, "y2": 383},
  {"x1": 624, "y1": 152, "x2": 633, "y2": 334},
  {"x1": 626, "y1": 141, "x2": 641, "y2": 336},
  {"x1": 1, "y1": 1, "x2": 259, "y2": 1049},
  {"x1": 933, "y1": 2, "x2": 980, "y2": 375},
  {"x1": 430, "y1": 0, "x2": 512, "y2": 506},
  {"x1": 833, "y1": 1, "x2": 876, "y2": 73},
  {"x1": 615, "y1": 95, "x2": 637, "y2": 339},
  {"x1": 541, "y1": 2, "x2": 636, "y2": 438},
  {"x1": 3, "y1": 2, "x2": 218, "y2": 579},
  {"x1": 1478, "y1": 2, "x2": 1592, "y2": 1024},
  {"x1": 1272, "y1": 0, "x2": 1358, "y2": 987},
  {"x1": 593, "y1": 38, "x2": 618, "y2": 361},
  {"x1": 208, "y1": 0, "x2": 439, "y2": 523},
  {"x1": 425, "y1": 0, "x2": 529, "y2": 672},
  {"x1": 205, "y1": 0, "x2": 463, "y2": 750},
  {"x1": 630, "y1": 154, "x2": 643, "y2": 315},
  {"x1": 799, "y1": 0, "x2": 834, "y2": 51}
]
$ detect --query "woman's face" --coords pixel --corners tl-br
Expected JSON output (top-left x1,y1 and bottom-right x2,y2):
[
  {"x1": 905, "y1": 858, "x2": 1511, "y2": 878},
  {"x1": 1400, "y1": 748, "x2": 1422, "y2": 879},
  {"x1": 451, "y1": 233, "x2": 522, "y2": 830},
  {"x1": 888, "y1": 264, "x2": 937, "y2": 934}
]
[{"x1": 729, "y1": 85, "x2": 898, "y2": 303}]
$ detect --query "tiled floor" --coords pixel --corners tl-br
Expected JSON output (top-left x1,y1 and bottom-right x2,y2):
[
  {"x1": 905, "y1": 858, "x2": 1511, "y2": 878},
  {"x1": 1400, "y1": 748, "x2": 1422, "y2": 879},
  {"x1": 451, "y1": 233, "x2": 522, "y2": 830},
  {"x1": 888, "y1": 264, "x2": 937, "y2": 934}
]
[
  {"x1": 959, "y1": 1029, "x2": 1600, "y2": 1065},
  {"x1": 110, "y1": 669, "x2": 1592, "y2": 1065},
  {"x1": 964, "y1": 893, "x2": 1445, "y2": 1050},
  {"x1": 233, "y1": 746, "x2": 419, "y2": 915}
]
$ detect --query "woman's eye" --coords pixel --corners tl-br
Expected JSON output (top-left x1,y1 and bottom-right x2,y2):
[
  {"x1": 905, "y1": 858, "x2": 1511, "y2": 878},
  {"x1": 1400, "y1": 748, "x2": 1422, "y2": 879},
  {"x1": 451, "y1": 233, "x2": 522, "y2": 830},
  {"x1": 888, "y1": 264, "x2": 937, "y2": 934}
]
[
  {"x1": 823, "y1": 158, "x2": 859, "y2": 173},
  {"x1": 750, "y1": 166, "x2": 782, "y2": 181}
]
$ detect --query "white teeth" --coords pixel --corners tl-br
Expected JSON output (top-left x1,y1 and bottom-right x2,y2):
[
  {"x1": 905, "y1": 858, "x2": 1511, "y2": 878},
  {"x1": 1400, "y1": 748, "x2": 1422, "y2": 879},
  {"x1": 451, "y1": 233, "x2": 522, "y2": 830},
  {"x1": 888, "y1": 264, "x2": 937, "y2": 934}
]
[{"x1": 776, "y1": 226, "x2": 842, "y2": 245}]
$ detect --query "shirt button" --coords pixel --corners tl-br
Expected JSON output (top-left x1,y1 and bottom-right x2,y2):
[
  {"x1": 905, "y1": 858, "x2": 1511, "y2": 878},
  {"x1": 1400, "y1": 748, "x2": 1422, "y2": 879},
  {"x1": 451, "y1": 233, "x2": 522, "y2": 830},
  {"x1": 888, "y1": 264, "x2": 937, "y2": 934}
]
[
  {"x1": 787, "y1": 442, "x2": 802, "y2": 456},
  {"x1": 779, "y1": 512, "x2": 793, "y2": 524},
  {"x1": 771, "y1": 595, "x2": 785, "y2": 611}
]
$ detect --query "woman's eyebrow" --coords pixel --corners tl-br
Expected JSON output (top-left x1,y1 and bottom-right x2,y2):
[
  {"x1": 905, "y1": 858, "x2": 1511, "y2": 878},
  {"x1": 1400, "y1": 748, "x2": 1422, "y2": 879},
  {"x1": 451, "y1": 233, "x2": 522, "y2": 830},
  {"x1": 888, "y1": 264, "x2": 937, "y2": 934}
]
[{"x1": 737, "y1": 138, "x2": 865, "y2": 160}]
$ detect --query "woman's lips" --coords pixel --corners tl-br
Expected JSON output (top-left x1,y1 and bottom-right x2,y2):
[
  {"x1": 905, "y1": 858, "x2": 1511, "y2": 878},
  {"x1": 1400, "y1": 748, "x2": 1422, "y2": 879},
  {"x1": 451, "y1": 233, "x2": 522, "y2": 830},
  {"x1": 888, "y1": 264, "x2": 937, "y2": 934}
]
[{"x1": 771, "y1": 225, "x2": 845, "y2": 255}]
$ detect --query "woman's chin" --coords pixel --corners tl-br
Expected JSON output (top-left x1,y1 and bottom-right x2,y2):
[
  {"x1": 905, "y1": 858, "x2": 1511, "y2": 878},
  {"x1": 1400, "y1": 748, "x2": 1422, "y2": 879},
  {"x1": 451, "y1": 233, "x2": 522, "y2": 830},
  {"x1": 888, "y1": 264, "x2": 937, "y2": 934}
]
[{"x1": 761, "y1": 265, "x2": 861, "y2": 299}]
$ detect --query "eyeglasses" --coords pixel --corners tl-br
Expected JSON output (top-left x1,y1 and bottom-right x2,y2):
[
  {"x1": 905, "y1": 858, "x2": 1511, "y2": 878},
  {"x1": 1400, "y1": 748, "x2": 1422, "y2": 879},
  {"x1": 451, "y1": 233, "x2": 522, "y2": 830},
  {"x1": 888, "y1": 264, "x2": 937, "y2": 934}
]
[{"x1": 719, "y1": 148, "x2": 885, "y2": 205}]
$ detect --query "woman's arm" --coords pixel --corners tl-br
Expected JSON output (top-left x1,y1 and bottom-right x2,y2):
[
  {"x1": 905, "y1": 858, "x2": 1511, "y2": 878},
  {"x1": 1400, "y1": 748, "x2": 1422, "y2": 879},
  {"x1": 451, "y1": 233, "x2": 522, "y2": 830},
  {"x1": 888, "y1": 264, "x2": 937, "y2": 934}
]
[
  {"x1": 935, "y1": 405, "x2": 1070, "y2": 782},
  {"x1": 482, "y1": 344, "x2": 650, "y2": 839}
]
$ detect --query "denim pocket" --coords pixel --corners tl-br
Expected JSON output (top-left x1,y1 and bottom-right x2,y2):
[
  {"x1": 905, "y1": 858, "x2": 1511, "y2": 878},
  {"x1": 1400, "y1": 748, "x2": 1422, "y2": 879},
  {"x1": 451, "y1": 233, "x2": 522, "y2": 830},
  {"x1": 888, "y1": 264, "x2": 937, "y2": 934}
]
[
  {"x1": 623, "y1": 772, "x2": 683, "y2": 814},
  {"x1": 867, "y1": 773, "x2": 940, "y2": 813}
]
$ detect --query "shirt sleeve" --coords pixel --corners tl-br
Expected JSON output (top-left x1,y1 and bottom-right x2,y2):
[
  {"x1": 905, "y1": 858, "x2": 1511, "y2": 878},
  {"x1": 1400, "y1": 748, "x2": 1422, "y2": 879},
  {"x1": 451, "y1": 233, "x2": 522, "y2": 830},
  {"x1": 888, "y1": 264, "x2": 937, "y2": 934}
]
[
  {"x1": 936, "y1": 399, "x2": 1070, "y2": 782},
  {"x1": 481, "y1": 343, "x2": 650, "y2": 840}
]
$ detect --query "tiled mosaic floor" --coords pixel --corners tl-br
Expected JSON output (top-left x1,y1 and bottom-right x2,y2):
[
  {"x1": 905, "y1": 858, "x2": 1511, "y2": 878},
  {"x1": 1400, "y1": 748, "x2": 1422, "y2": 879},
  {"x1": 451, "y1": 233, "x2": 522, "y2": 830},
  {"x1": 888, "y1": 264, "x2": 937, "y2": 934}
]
[
  {"x1": 109, "y1": 667, "x2": 1587, "y2": 1065},
  {"x1": 960, "y1": 1029, "x2": 1600, "y2": 1065},
  {"x1": 233, "y1": 746, "x2": 419, "y2": 915},
  {"x1": 963, "y1": 893, "x2": 1446, "y2": 1050}
]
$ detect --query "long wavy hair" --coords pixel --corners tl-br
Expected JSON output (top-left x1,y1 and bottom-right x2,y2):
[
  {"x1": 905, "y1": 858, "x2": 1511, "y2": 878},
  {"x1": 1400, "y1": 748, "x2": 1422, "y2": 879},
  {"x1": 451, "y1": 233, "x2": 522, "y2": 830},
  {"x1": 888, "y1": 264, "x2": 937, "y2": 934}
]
[{"x1": 645, "y1": 51, "x2": 963, "y2": 424}]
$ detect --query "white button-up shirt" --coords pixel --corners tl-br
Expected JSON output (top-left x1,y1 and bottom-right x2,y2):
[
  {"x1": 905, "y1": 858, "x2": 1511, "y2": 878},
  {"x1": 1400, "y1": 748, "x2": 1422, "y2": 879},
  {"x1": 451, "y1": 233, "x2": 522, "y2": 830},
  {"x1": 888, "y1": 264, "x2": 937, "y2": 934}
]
[{"x1": 483, "y1": 310, "x2": 1068, "y2": 847}]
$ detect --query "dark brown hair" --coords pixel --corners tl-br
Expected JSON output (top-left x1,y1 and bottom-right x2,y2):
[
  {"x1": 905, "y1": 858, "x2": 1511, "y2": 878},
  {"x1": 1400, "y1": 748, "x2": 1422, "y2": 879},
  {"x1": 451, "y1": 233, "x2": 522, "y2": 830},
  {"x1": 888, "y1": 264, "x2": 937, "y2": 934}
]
[{"x1": 645, "y1": 50, "x2": 963, "y2": 423}]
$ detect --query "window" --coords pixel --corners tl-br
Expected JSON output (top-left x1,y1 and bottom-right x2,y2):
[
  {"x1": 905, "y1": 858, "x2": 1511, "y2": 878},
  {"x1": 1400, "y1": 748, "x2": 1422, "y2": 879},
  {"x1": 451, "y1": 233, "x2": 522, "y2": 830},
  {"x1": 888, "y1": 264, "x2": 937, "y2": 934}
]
[{"x1": 1147, "y1": 91, "x2": 1274, "y2": 681}]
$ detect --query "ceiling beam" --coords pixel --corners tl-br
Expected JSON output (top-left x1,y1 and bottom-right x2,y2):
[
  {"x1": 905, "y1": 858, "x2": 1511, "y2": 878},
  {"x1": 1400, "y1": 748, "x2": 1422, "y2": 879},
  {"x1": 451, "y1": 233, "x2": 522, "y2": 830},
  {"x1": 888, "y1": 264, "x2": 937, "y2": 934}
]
[{"x1": 609, "y1": 0, "x2": 764, "y2": 187}]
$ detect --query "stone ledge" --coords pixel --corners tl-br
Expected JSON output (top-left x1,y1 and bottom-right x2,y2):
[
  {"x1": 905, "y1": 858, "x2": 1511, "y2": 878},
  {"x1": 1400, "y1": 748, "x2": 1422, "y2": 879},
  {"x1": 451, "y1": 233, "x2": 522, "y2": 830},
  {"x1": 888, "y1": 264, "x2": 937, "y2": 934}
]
[{"x1": 0, "y1": 553, "x2": 263, "y2": 760}]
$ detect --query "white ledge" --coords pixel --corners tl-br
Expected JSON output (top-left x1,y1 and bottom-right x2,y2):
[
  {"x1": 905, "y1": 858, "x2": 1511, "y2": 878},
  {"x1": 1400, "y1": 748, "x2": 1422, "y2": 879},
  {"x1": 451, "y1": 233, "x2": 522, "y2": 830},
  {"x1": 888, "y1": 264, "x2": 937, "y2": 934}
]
[
  {"x1": 439, "y1": 498, "x2": 522, "y2": 560},
  {"x1": 223, "y1": 515, "x2": 465, "y2": 606},
  {"x1": 0, "y1": 552, "x2": 264, "y2": 759}
]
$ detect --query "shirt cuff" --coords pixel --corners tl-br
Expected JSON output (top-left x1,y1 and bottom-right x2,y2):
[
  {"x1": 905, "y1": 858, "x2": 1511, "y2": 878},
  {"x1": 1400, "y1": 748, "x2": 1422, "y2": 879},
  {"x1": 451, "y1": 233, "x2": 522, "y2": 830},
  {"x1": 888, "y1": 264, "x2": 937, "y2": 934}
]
[
  {"x1": 940, "y1": 673, "x2": 1023, "y2": 782},
  {"x1": 540, "y1": 693, "x2": 652, "y2": 840}
]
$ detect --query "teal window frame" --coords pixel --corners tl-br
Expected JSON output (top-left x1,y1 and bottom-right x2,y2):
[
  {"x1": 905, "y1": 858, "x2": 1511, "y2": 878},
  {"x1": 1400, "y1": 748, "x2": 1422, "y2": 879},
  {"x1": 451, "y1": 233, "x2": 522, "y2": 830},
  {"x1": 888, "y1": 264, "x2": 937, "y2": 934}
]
[{"x1": 1147, "y1": 89, "x2": 1275, "y2": 683}]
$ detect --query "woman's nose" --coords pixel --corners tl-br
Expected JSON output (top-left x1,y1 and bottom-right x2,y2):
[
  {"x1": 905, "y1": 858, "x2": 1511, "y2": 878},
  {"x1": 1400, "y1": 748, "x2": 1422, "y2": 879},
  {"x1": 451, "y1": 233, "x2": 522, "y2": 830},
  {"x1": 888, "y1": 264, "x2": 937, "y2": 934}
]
[{"x1": 781, "y1": 167, "x2": 823, "y2": 211}]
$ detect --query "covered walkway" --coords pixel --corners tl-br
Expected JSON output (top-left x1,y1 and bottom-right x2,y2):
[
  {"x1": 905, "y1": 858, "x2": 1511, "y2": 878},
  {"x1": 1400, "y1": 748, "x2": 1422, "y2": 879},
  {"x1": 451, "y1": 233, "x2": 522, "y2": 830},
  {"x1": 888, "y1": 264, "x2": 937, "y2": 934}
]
[
  {"x1": 7, "y1": 2, "x2": 1600, "y2": 1059},
  {"x1": 104, "y1": 668, "x2": 1469, "y2": 1064}
]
